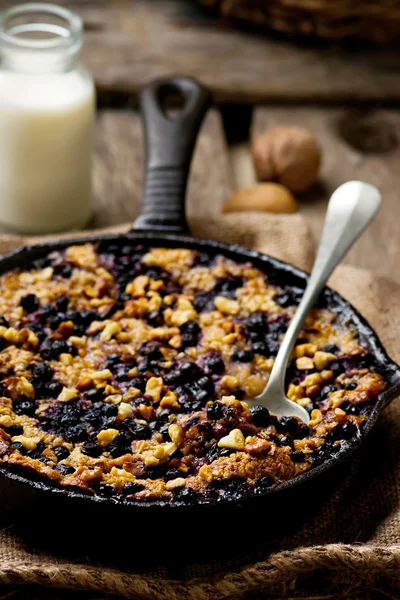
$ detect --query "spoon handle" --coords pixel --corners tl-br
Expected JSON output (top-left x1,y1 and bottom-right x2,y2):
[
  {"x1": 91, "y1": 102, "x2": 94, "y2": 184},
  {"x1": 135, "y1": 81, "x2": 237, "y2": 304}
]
[{"x1": 266, "y1": 181, "x2": 381, "y2": 397}]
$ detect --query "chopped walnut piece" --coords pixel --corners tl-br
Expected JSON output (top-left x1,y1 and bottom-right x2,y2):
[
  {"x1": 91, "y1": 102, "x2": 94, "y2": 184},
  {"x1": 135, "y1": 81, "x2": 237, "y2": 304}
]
[
  {"x1": 57, "y1": 387, "x2": 79, "y2": 402},
  {"x1": 145, "y1": 377, "x2": 163, "y2": 402},
  {"x1": 218, "y1": 428, "x2": 245, "y2": 450},
  {"x1": 214, "y1": 296, "x2": 240, "y2": 315},
  {"x1": 97, "y1": 429, "x2": 119, "y2": 447},
  {"x1": 166, "y1": 477, "x2": 186, "y2": 491},
  {"x1": 296, "y1": 357, "x2": 314, "y2": 370},
  {"x1": 314, "y1": 351, "x2": 336, "y2": 370}
]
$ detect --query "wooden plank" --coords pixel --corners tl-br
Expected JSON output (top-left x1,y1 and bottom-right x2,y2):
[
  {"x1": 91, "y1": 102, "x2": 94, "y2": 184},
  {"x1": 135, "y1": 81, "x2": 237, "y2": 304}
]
[
  {"x1": 252, "y1": 107, "x2": 400, "y2": 281},
  {"x1": 92, "y1": 108, "x2": 233, "y2": 228},
  {"x1": 2, "y1": 0, "x2": 400, "y2": 104}
]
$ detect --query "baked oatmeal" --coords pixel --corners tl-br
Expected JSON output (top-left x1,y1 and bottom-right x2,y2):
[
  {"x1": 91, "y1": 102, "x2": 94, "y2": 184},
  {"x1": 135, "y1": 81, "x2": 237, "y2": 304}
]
[{"x1": 0, "y1": 242, "x2": 388, "y2": 504}]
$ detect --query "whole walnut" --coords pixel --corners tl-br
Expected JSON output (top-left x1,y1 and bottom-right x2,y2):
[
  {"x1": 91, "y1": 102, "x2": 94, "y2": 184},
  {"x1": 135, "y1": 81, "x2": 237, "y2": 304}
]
[
  {"x1": 223, "y1": 183, "x2": 297, "y2": 214},
  {"x1": 252, "y1": 125, "x2": 321, "y2": 193}
]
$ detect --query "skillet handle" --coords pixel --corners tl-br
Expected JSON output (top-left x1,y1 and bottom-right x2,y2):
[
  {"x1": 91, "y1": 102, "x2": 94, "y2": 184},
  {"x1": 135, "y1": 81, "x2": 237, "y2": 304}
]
[{"x1": 132, "y1": 77, "x2": 212, "y2": 234}]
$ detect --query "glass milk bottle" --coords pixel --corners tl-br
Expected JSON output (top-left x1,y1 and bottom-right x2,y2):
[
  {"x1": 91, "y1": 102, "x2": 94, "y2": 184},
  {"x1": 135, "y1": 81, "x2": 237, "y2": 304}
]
[{"x1": 0, "y1": 3, "x2": 95, "y2": 234}]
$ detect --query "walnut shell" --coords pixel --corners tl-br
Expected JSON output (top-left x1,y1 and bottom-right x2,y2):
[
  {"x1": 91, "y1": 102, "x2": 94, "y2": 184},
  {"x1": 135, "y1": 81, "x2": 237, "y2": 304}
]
[
  {"x1": 223, "y1": 183, "x2": 297, "y2": 214},
  {"x1": 252, "y1": 125, "x2": 321, "y2": 193}
]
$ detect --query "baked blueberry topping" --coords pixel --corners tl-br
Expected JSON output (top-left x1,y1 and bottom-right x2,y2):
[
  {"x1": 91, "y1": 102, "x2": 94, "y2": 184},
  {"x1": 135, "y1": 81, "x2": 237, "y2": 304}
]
[{"x1": 0, "y1": 242, "x2": 388, "y2": 505}]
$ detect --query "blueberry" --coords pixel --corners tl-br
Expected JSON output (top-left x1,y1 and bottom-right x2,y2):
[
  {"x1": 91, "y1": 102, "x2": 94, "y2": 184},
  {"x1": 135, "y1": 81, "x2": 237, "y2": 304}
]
[
  {"x1": 278, "y1": 416, "x2": 299, "y2": 436},
  {"x1": 164, "y1": 468, "x2": 186, "y2": 481},
  {"x1": 233, "y1": 349, "x2": 253, "y2": 363},
  {"x1": 54, "y1": 446, "x2": 70, "y2": 461},
  {"x1": 196, "y1": 375, "x2": 214, "y2": 392},
  {"x1": 129, "y1": 377, "x2": 146, "y2": 392},
  {"x1": 147, "y1": 311, "x2": 164, "y2": 327},
  {"x1": 5, "y1": 424, "x2": 23, "y2": 436},
  {"x1": 83, "y1": 309, "x2": 98, "y2": 325},
  {"x1": 157, "y1": 409, "x2": 172, "y2": 423},
  {"x1": 65, "y1": 424, "x2": 87, "y2": 443},
  {"x1": 140, "y1": 342, "x2": 164, "y2": 362},
  {"x1": 48, "y1": 314, "x2": 64, "y2": 330},
  {"x1": 60, "y1": 403, "x2": 82, "y2": 426},
  {"x1": 103, "y1": 403, "x2": 119, "y2": 417},
  {"x1": 193, "y1": 389, "x2": 209, "y2": 406},
  {"x1": 322, "y1": 344, "x2": 339, "y2": 354},
  {"x1": 248, "y1": 312, "x2": 267, "y2": 328},
  {"x1": 138, "y1": 359, "x2": 151, "y2": 374},
  {"x1": 11, "y1": 442, "x2": 25, "y2": 453},
  {"x1": 180, "y1": 320, "x2": 201, "y2": 347},
  {"x1": 86, "y1": 388, "x2": 105, "y2": 402},
  {"x1": 56, "y1": 464, "x2": 75, "y2": 475},
  {"x1": 330, "y1": 362, "x2": 345, "y2": 377},
  {"x1": 254, "y1": 475, "x2": 274, "y2": 493},
  {"x1": 320, "y1": 384, "x2": 336, "y2": 398},
  {"x1": 123, "y1": 420, "x2": 150, "y2": 440},
  {"x1": 275, "y1": 294, "x2": 292, "y2": 308},
  {"x1": 40, "y1": 304, "x2": 56, "y2": 319},
  {"x1": 13, "y1": 398, "x2": 36, "y2": 417},
  {"x1": 54, "y1": 264, "x2": 72, "y2": 279},
  {"x1": 145, "y1": 268, "x2": 165, "y2": 281},
  {"x1": 194, "y1": 251, "x2": 213, "y2": 266},
  {"x1": 279, "y1": 435, "x2": 294, "y2": 450},
  {"x1": 346, "y1": 382, "x2": 358, "y2": 391},
  {"x1": 251, "y1": 405, "x2": 270, "y2": 427},
  {"x1": 20, "y1": 294, "x2": 39, "y2": 313},
  {"x1": 31, "y1": 362, "x2": 54, "y2": 381},
  {"x1": 108, "y1": 440, "x2": 130, "y2": 458},
  {"x1": 207, "y1": 401, "x2": 225, "y2": 420},
  {"x1": 134, "y1": 423, "x2": 151, "y2": 439},
  {"x1": 82, "y1": 442, "x2": 103, "y2": 457},
  {"x1": 217, "y1": 275, "x2": 244, "y2": 293},
  {"x1": 296, "y1": 422, "x2": 310, "y2": 439},
  {"x1": 163, "y1": 370, "x2": 182, "y2": 386},
  {"x1": 252, "y1": 341, "x2": 269, "y2": 356},
  {"x1": 337, "y1": 422, "x2": 358, "y2": 440},
  {"x1": 204, "y1": 352, "x2": 225, "y2": 375},
  {"x1": 291, "y1": 451, "x2": 305, "y2": 462},
  {"x1": 193, "y1": 293, "x2": 210, "y2": 313},
  {"x1": 106, "y1": 353, "x2": 121, "y2": 367},
  {"x1": 83, "y1": 404, "x2": 105, "y2": 426},
  {"x1": 180, "y1": 361, "x2": 202, "y2": 381},
  {"x1": 37, "y1": 417, "x2": 53, "y2": 431},
  {"x1": 97, "y1": 484, "x2": 115, "y2": 498},
  {"x1": 25, "y1": 322, "x2": 46, "y2": 343},
  {"x1": 55, "y1": 296, "x2": 69, "y2": 312},
  {"x1": 114, "y1": 366, "x2": 130, "y2": 382},
  {"x1": 172, "y1": 487, "x2": 198, "y2": 504},
  {"x1": 181, "y1": 321, "x2": 200, "y2": 336},
  {"x1": 40, "y1": 339, "x2": 69, "y2": 360},
  {"x1": 123, "y1": 481, "x2": 144, "y2": 495},
  {"x1": 208, "y1": 443, "x2": 231, "y2": 460},
  {"x1": 44, "y1": 381, "x2": 63, "y2": 398}
]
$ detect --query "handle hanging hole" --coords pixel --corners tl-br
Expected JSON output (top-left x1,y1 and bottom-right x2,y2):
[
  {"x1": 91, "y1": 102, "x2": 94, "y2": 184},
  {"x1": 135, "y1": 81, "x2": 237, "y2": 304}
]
[{"x1": 157, "y1": 83, "x2": 188, "y2": 121}]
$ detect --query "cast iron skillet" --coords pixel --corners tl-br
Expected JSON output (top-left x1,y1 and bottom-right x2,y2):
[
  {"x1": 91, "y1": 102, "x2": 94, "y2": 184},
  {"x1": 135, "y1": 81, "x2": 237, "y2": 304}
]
[{"x1": 0, "y1": 77, "x2": 400, "y2": 530}]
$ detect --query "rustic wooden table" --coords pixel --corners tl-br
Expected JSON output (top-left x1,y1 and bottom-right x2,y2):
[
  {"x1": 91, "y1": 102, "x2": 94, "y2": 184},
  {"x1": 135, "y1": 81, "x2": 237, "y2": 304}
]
[
  {"x1": 1, "y1": 1, "x2": 400, "y2": 599},
  {"x1": 3, "y1": 0, "x2": 397, "y2": 280}
]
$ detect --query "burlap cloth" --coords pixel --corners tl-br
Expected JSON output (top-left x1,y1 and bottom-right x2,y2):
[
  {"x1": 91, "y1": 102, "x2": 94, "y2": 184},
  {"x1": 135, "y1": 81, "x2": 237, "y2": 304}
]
[{"x1": 0, "y1": 213, "x2": 399, "y2": 599}]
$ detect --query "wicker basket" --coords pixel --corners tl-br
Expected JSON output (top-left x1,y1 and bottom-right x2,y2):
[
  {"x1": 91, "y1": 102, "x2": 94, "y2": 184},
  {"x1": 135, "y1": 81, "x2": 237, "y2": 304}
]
[{"x1": 197, "y1": 0, "x2": 400, "y2": 42}]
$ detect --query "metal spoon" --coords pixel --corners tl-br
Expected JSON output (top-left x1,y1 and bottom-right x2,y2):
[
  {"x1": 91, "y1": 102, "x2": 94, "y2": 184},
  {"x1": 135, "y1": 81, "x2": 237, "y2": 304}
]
[{"x1": 246, "y1": 181, "x2": 381, "y2": 424}]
